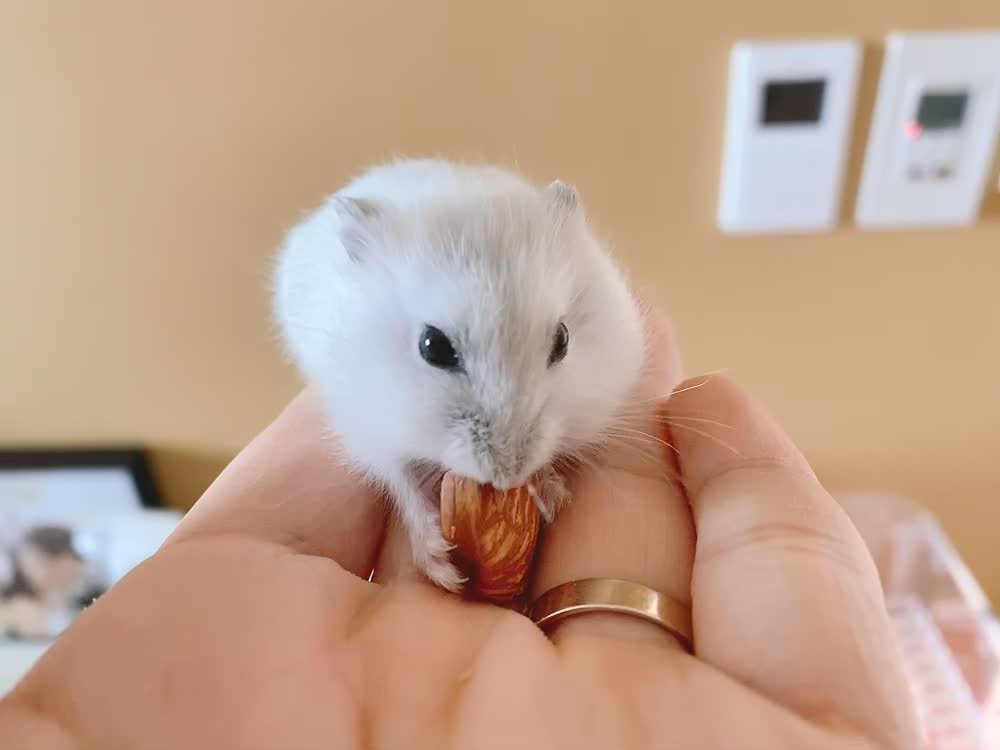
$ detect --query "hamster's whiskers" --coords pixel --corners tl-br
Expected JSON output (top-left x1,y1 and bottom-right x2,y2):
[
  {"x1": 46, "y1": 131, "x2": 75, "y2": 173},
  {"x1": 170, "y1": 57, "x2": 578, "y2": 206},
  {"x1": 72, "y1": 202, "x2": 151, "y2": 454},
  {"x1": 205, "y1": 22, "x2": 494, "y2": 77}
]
[
  {"x1": 601, "y1": 426, "x2": 678, "y2": 454},
  {"x1": 616, "y1": 409, "x2": 737, "y2": 432},
  {"x1": 608, "y1": 413, "x2": 742, "y2": 457}
]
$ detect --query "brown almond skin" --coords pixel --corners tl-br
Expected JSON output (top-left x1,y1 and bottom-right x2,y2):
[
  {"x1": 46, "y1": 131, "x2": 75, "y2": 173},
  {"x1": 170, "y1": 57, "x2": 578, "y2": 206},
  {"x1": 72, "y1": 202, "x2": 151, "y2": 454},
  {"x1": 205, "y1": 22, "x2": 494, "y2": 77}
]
[{"x1": 440, "y1": 472, "x2": 541, "y2": 601}]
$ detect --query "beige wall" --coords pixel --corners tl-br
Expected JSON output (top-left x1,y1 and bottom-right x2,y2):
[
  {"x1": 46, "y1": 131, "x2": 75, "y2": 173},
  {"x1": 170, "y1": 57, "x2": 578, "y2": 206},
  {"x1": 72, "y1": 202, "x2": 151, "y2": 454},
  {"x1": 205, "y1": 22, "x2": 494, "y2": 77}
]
[{"x1": 2, "y1": 3, "x2": 999, "y2": 595}]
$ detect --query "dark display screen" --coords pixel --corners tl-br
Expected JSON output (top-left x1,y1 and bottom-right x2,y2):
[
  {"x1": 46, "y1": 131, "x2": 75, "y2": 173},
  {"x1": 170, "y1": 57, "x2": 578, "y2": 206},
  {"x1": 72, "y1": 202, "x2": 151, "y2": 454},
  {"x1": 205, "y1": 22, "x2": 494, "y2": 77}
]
[
  {"x1": 761, "y1": 79, "x2": 826, "y2": 125},
  {"x1": 916, "y1": 91, "x2": 969, "y2": 130}
]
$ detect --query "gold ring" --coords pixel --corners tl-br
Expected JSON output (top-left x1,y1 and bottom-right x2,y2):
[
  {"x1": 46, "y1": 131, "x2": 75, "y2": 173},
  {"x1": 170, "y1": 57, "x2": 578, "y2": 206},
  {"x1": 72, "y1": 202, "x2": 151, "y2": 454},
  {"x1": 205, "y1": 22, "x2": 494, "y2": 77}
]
[{"x1": 529, "y1": 578, "x2": 693, "y2": 651}]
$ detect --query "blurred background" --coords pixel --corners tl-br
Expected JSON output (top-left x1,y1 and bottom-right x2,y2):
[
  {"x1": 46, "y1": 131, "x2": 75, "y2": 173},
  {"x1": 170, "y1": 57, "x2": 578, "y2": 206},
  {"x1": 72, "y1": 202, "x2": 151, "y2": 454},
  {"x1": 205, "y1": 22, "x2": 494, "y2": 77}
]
[{"x1": 1, "y1": 0, "x2": 998, "y2": 610}]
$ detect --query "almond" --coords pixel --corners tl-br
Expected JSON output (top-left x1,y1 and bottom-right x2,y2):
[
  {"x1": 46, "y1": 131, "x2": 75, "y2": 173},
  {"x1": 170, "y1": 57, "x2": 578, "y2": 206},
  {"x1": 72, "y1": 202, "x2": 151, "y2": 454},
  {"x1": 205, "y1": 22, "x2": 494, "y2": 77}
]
[{"x1": 440, "y1": 472, "x2": 541, "y2": 601}]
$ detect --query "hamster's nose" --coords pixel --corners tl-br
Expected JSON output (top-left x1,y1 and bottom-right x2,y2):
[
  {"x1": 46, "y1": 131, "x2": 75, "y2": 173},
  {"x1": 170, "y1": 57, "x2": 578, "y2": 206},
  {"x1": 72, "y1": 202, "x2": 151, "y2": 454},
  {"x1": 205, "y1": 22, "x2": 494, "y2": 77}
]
[{"x1": 479, "y1": 426, "x2": 533, "y2": 489}]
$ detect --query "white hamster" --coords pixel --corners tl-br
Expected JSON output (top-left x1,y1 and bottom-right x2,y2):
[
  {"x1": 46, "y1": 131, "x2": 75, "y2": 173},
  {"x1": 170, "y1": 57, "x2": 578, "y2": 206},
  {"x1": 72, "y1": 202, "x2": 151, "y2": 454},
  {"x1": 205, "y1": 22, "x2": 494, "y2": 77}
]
[{"x1": 272, "y1": 158, "x2": 645, "y2": 591}]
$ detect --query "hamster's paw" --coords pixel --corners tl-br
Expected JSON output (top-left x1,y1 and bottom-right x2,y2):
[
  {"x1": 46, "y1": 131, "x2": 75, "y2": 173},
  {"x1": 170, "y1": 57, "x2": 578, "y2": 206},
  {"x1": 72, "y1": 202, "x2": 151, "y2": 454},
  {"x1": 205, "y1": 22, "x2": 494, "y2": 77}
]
[
  {"x1": 415, "y1": 532, "x2": 467, "y2": 593},
  {"x1": 528, "y1": 470, "x2": 570, "y2": 524},
  {"x1": 420, "y1": 550, "x2": 467, "y2": 593}
]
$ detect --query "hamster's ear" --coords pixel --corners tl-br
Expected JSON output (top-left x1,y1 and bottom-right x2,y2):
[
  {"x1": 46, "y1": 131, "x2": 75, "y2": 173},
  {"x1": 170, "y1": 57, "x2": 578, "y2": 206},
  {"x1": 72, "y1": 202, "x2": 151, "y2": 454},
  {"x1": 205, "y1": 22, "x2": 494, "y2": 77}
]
[
  {"x1": 330, "y1": 195, "x2": 383, "y2": 262},
  {"x1": 543, "y1": 179, "x2": 584, "y2": 228}
]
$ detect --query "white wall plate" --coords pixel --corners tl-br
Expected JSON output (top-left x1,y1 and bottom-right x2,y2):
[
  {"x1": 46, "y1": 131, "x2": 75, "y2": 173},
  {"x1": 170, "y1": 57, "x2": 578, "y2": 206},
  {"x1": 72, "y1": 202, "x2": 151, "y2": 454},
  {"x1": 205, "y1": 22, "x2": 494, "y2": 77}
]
[
  {"x1": 855, "y1": 30, "x2": 1000, "y2": 229},
  {"x1": 718, "y1": 38, "x2": 862, "y2": 234}
]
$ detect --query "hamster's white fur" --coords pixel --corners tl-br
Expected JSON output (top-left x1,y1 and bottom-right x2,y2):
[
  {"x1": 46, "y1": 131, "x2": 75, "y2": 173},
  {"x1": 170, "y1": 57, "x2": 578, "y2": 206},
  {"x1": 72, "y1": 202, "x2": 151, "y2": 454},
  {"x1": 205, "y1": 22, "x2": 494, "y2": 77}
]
[{"x1": 273, "y1": 158, "x2": 644, "y2": 590}]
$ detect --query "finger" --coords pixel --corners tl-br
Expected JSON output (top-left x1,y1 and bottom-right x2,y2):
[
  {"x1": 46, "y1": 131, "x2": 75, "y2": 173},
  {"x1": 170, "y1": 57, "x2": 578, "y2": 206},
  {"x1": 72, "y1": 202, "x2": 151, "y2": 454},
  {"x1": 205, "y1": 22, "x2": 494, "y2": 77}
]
[
  {"x1": 530, "y1": 305, "x2": 696, "y2": 649},
  {"x1": 166, "y1": 387, "x2": 388, "y2": 580},
  {"x1": 667, "y1": 375, "x2": 921, "y2": 747}
]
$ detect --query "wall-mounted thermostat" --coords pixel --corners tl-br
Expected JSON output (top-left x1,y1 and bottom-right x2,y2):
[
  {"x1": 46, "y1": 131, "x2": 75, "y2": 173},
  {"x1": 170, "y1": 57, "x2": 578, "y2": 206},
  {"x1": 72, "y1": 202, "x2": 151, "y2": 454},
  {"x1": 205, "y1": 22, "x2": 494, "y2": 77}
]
[
  {"x1": 718, "y1": 38, "x2": 862, "y2": 234},
  {"x1": 855, "y1": 30, "x2": 1000, "y2": 229}
]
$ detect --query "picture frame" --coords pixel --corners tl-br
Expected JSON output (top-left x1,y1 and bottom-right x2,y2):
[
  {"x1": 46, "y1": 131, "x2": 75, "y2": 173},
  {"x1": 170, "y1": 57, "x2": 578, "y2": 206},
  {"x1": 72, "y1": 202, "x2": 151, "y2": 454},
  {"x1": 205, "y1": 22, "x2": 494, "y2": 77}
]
[
  {"x1": 0, "y1": 447, "x2": 166, "y2": 642},
  {"x1": 0, "y1": 448, "x2": 162, "y2": 509}
]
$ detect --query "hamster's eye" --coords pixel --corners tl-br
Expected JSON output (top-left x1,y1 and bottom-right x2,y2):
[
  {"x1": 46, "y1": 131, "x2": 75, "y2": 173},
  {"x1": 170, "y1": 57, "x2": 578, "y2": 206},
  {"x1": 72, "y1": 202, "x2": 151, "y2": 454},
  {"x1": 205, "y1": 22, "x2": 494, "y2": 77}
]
[
  {"x1": 548, "y1": 322, "x2": 569, "y2": 366},
  {"x1": 419, "y1": 325, "x2": 461, "y2": 371}
]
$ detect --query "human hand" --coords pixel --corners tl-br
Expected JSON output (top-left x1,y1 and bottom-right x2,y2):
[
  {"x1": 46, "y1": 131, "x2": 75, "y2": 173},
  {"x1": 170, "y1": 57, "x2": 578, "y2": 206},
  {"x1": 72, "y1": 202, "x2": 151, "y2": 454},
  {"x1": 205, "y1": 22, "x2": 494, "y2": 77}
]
[{"x1": 0, "y1": 311, "x2": 921, "y2": 749}]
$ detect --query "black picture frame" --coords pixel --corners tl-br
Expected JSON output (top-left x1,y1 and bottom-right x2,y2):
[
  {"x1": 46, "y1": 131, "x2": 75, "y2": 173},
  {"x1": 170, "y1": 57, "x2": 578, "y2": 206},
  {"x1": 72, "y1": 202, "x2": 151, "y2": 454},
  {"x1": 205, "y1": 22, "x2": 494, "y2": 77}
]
[
  {"x1": 0, "y1": 447, "x2": 163, "y2": 508},
  {"x1": 0, "y1": 446, "x2": 165, "y2": 642}
]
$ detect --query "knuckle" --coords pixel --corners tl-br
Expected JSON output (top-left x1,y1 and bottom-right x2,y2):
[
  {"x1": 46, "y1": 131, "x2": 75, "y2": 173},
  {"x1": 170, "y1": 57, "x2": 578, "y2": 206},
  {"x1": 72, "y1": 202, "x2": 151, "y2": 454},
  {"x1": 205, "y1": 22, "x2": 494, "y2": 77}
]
[
  {"x1": 693, "y1": 462, "x2": 866, "y2": 579},
  {"x1": 699, "y1": 519, "x2": 863, "y2": 578}
]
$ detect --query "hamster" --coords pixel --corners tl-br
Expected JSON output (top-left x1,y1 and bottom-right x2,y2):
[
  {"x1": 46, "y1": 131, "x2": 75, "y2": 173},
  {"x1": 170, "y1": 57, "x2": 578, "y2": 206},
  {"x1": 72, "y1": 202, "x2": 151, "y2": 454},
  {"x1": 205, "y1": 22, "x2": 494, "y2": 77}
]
[{"x1": 272, "y1": 158, "x2": 645, "y2": 591}]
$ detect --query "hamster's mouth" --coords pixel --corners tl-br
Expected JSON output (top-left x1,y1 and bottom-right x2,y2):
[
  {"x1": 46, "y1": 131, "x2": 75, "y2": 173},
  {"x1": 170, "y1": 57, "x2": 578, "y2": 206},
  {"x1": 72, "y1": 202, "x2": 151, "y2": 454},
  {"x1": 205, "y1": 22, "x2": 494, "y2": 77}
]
[
  {"x1": 405, "y1": 460, "x2": 542, "y2": 507},
  {"x1": 405, "y1": 457, "x2": 569, "y2": 508}
]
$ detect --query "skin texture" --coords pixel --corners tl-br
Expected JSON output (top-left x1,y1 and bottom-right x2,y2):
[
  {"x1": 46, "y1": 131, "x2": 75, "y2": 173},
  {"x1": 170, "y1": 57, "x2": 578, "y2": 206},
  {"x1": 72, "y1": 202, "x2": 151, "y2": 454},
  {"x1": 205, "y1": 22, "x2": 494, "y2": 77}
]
[{"x1": 0, "y1": 310, "x2": 922, "y2": 750}]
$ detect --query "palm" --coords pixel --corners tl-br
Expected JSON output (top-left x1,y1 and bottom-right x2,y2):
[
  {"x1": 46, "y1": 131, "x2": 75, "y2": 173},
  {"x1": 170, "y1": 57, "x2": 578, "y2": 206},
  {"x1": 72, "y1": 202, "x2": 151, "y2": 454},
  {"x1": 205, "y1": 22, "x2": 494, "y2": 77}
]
[
  {"x1": 36, "y1": 534, "x2": 821, "y2": 749},
  {"x1": 26, "y1": 524, "x2": 909, "y2": 750}
]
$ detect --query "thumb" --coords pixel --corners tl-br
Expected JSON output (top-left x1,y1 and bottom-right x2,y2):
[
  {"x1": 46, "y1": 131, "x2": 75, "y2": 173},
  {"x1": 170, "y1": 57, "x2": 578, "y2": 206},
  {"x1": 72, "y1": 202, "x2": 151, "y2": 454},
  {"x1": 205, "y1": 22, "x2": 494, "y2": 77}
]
[{"x1": 668, "y1": 375, "x2": 922, "y2": 748}]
